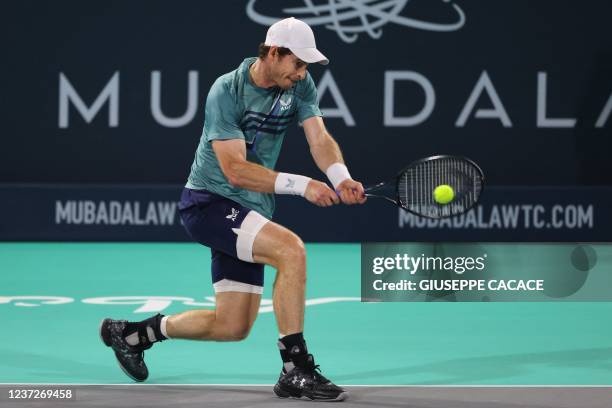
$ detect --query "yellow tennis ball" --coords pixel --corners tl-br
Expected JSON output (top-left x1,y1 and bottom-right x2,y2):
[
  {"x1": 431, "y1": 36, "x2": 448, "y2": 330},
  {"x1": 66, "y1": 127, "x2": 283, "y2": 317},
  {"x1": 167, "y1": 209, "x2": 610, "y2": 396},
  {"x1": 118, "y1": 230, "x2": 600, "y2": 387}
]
[{"x1": 433, "y1": 184, "x2": 455, "y2": 204}]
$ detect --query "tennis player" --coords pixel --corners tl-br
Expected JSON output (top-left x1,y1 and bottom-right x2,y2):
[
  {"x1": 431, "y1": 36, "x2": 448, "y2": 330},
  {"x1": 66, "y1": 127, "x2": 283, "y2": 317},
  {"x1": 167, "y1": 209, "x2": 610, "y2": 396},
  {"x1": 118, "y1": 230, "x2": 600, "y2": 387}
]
[{"x1": 100, "y1": 17, "x2": 365, "y2": 401}]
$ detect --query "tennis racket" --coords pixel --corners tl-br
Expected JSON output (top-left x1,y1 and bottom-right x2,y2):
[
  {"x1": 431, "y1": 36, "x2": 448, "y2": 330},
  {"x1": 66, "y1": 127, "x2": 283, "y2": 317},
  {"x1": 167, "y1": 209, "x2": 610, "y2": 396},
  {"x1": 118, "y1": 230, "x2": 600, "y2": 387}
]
[{"x1": 365, "y1": 155, "x2": 485, "y2": 219}]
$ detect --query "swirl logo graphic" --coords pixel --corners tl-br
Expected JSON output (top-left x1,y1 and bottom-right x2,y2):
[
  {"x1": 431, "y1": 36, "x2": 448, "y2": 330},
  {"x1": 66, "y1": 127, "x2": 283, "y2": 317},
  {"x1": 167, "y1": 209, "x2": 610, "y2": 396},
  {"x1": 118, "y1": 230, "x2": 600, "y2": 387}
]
[{"x1": 246, "y1": 0, "x2": 466, "y2": 43}]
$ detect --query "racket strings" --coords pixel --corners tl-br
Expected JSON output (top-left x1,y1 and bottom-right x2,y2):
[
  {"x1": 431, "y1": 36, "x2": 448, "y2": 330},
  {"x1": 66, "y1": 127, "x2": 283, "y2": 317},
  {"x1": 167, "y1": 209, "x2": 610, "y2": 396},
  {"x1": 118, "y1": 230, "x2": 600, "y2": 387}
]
[{"x1": 398, "y1": 157, "x2": 483, "y2": 218}]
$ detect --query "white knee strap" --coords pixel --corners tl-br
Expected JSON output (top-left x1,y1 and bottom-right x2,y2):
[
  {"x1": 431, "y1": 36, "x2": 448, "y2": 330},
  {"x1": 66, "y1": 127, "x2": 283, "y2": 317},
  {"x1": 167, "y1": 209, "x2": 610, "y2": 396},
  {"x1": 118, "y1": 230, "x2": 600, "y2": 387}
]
[{"x1": 232, "y1": 210, "x2": 269, "y2": 263}]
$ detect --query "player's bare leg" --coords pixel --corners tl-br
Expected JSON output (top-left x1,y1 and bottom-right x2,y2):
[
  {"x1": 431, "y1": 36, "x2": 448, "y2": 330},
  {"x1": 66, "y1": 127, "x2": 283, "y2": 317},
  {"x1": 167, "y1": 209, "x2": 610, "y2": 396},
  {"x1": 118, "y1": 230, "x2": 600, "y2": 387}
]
[
  {"x1": 252, "y1": 221, "x2": 306, "y2": 335},
  {"x1": 165, "y1": 291, "x2": 261, "y2": 341},
  {"x1": 252, "y1": 221, "x2": 347, "y2": 401},
  {"x1": 100, "y1": 291, "x2": 260, "y2": 381}
]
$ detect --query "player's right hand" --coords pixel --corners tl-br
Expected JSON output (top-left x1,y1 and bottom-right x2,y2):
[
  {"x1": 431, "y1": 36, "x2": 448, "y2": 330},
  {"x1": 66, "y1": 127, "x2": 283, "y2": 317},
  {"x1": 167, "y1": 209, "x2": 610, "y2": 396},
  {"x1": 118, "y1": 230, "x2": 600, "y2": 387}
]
[{"x1": 304, "y1": 180, "x2": 340, "y2": 207}]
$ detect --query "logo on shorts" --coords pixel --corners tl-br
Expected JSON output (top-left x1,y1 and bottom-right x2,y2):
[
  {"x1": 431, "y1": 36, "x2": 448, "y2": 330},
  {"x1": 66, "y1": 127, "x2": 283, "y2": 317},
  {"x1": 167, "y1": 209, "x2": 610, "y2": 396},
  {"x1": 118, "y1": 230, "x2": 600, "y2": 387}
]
[{"x1": 226, "y1": 208, "x2": 240, "y2": 222}]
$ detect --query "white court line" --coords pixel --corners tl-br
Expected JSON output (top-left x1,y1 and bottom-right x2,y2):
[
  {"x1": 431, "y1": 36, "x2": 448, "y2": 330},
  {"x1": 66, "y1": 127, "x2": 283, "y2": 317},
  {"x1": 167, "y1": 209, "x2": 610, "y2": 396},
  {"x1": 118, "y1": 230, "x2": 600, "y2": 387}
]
[{"x1": 0, "y1": 383, "x2": 611, "y2": 388}]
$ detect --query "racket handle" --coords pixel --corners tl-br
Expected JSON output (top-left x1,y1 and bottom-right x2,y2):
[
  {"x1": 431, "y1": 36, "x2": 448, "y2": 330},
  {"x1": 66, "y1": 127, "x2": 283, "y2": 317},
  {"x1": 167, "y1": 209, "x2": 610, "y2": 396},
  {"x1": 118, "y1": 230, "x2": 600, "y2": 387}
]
[{"x1": 335, "y1": 188, "x2": 368, "y2": 199}]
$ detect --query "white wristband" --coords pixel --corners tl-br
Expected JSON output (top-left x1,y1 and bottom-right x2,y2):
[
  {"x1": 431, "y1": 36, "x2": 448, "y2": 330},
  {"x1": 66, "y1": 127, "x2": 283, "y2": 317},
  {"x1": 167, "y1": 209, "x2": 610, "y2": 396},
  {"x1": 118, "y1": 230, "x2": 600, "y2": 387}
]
[
  {"x1": 274, "y1": 173, "x2": 311, "y2": 196},
  {"x1": 325, "y1": 163, "x2": 352, "y2": 189}
]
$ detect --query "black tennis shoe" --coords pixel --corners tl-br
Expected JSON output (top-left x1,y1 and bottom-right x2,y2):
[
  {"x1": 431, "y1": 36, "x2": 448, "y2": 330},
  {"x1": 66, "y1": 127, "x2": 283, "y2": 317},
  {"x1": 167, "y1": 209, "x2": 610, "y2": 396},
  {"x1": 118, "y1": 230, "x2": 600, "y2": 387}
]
[
  {"x1": 273, "y1": 355, "x2": 347, "y2": 401},
  {"x1": 99, "y1": 318, "x2": 151, "y2": 382}
]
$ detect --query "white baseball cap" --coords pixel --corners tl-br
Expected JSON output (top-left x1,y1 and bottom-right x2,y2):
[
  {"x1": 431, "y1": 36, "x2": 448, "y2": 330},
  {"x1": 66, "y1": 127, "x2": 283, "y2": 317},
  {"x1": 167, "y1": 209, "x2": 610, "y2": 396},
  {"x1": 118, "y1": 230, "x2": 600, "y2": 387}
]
[{"x1": 264, "y1": 17, "x2": 329, "y2": 65}]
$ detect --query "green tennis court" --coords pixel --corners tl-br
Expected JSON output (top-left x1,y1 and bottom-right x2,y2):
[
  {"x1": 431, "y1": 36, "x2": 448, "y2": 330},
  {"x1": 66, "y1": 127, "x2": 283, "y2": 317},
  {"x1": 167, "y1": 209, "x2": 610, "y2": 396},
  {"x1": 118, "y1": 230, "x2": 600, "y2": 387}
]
[{"x1": 2, "y1": 243, "x2": 611, "y2": 386}]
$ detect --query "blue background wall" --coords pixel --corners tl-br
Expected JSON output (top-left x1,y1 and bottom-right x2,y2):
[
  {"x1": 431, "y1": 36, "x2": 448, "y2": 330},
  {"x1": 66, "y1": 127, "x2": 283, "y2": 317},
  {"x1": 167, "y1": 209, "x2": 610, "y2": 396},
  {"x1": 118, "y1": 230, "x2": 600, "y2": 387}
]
[{"x1": 1, "y1": 1, "x2": 611, "y2": 241}]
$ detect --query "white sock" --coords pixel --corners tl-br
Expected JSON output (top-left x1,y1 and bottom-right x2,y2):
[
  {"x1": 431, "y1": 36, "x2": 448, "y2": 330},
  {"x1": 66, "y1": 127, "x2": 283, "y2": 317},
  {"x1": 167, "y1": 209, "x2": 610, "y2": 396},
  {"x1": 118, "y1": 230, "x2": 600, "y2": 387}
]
[{"x1": 160, "y1": 315, "x2": 172, "y2": 339}]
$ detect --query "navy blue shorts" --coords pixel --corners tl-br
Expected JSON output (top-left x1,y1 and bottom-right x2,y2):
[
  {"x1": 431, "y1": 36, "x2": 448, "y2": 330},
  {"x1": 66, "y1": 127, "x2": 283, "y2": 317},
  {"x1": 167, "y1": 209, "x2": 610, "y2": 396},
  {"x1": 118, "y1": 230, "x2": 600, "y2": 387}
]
[{"x1": 178, "y1": 188, "x2": 269, "y2": 294}]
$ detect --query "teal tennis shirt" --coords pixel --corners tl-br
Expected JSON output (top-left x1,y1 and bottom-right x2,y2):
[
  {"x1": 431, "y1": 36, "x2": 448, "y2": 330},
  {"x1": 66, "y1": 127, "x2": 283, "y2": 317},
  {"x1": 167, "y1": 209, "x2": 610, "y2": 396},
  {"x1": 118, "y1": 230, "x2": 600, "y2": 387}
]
[{"x1": 186, "y1": 57, "x2": 322, "y2": 219}]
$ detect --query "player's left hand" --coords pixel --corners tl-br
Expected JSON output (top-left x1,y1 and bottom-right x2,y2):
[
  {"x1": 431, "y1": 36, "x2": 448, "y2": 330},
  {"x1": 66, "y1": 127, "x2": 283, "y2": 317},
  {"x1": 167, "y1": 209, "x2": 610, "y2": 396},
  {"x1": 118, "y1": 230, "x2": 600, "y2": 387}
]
[{"x1": 336, "y1": 179, "x2": 367, "y2": 205}]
